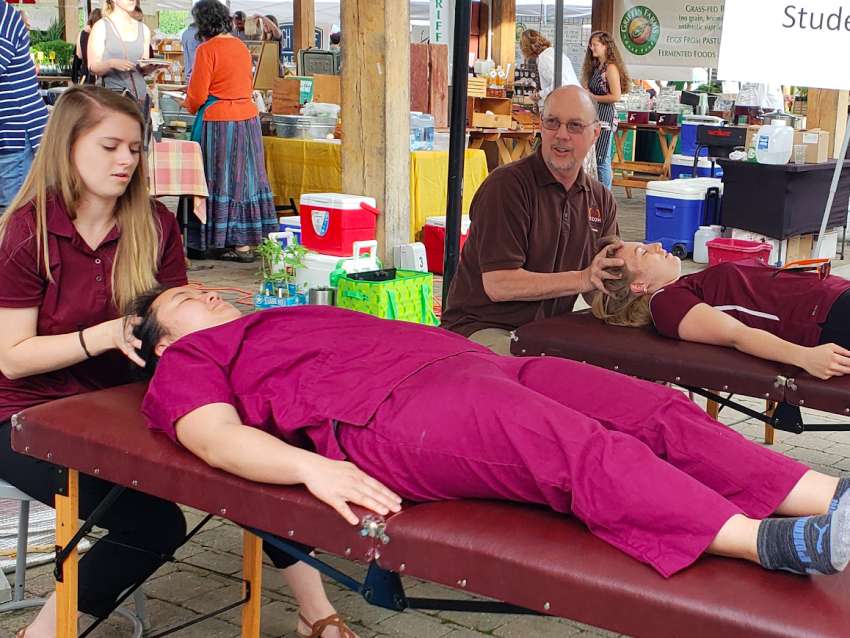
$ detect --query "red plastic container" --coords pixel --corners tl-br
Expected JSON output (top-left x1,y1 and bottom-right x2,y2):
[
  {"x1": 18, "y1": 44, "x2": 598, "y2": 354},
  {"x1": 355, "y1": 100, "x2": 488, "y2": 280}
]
[
  {"x1": 706, "y1": 238, "x2": 772, "y2": 267},
  {"x1": 299, "y1": 193, "x2": 380, "y2": 257},
  {"x1": 423, "y1": 216, "x2": 470, "y2": 274}
]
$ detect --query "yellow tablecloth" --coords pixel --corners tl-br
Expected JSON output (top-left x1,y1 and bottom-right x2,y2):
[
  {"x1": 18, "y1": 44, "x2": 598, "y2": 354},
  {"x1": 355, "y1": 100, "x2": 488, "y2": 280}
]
[{"x1": 262, "y1": 137, "x2": 489, "y2": 240}]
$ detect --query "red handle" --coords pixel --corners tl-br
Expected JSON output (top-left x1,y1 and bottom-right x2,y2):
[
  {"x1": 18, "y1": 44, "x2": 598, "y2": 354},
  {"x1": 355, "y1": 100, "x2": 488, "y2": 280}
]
[{"x1": 360, "y1": 202, "x2": 381, "y2": 216}]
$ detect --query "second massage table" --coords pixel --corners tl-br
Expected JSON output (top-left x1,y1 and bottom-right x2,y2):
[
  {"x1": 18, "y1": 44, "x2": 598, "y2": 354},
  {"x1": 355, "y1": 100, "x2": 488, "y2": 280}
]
[{"x1": 512, "y1": 311, "x2": 850, "y2": 439}]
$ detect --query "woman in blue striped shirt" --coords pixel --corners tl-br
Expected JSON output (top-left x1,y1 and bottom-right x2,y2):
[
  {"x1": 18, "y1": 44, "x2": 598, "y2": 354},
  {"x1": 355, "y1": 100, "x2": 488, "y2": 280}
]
[{"x1": 0, "y1": 1, "x2": 48, "y2": 214}]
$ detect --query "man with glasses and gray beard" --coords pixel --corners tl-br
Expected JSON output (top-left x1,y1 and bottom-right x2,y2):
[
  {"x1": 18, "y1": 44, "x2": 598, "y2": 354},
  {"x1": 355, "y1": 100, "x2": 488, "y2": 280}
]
[{"x1": 441, "y1": 86, "x2": 622, "y2": 356}]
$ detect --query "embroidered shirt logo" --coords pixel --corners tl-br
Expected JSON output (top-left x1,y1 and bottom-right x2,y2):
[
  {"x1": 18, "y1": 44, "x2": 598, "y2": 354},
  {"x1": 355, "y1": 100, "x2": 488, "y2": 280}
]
[{"x1": 588, "y1": 206, "x2": 603, "y2": 230}]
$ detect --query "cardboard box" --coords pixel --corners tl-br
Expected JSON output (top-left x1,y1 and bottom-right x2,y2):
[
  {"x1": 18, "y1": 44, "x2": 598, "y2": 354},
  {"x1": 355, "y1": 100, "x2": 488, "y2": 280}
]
[
  {"x1": 786, "y1": 233, "x2": 814, "y2": 264},
  {"x1": 793, "y1": 128, "x2": 830, "y2": 164},
  {"x1": 467, "y1": 97, "x2": 512, "y2": 129},
  {"x1": 730, "y1": 229, "x2": 815, "y2": 266},
  {"x1": 744, "y1": 124, "x2": 762, "y2": 152},
  {"x1": 311, "y1": 74, "x2": 340, "y2": 105},
  {"x1": 272, "y1": 78, "x2": 302, "y2": 115},
  {"x1": 812, "y1": 228, "x2": 840, "y2": 260}
]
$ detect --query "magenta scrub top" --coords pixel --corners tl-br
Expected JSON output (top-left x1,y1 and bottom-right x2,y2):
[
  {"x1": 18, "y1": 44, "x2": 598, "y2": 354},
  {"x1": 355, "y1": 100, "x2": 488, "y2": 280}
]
[{"x1": 143, "y1": 306, "x2": 489, "y2": 458}]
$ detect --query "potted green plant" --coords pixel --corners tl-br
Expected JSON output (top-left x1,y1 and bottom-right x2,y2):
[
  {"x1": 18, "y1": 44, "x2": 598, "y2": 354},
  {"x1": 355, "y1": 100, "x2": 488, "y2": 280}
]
[{"x1": 254, "y1": 237, "x2": 311, "y2": 308}]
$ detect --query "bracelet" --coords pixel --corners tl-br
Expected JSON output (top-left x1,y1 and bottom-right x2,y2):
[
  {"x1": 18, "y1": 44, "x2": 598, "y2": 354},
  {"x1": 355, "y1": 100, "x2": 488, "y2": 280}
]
[{"x1": 78, "y1": 329, "x2": 93, "y2": 358}]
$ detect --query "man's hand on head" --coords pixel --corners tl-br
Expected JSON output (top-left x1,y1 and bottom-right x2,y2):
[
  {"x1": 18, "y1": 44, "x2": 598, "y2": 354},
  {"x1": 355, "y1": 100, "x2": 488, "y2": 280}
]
[{"x1": 583, "y1": 242, "x2": 624, "y2": 295}]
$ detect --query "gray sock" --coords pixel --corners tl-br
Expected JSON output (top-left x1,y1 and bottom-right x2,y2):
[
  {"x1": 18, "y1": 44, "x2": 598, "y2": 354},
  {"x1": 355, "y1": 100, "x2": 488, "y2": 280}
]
[
  {"x1": 828, "y1": 477, "x2": 850, "y2": 513},
  {"x1": 757, "y1": 493, "x2": 850, "y2": 576}
]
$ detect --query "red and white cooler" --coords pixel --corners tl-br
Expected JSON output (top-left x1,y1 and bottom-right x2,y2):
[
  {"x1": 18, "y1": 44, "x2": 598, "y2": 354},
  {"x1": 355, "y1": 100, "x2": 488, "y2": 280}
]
[
  {"x1": 299, "y1": 193, "x2": 380, "y2": 257},
  {"x1": 423, "y1": 215, "x2": 471, "y2": 274}
]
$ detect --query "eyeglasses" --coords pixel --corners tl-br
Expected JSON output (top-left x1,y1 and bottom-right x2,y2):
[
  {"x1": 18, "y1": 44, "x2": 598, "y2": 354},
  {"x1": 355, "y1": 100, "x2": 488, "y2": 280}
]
[
  {"x1": 770, "y1": 259, "x2": 831, "y2": 281},
  {"x1": 541, "y1": 117, "x2": 598, "y2": 134}
]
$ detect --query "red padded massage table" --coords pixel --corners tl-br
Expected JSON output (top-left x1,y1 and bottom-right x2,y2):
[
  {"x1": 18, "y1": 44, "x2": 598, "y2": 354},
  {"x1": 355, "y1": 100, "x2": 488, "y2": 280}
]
[
  {"x1": 512, "y1": 311, "x2": 850, "y2": 442},
  {"x1": 12, "y1": 383, "x2": 850, "y2": 638}
]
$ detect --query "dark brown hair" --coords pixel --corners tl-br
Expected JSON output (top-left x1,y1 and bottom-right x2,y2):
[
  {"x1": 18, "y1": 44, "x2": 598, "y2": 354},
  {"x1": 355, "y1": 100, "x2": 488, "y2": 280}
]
[{"x1": 580, "y1": 31, "x2": 631, "y2": 94}]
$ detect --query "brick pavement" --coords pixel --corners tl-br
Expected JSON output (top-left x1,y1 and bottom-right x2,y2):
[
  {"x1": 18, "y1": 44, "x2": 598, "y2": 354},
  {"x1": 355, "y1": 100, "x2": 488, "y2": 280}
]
[{"x1": 3, "y1": 186, "x2": 850, "y2": 638}]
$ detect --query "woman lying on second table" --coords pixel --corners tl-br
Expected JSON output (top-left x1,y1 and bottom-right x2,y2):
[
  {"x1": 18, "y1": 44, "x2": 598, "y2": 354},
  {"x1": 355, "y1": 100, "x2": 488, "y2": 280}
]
[
  {"x1": 132, "y1": 286, "x2": 850, "y2": 581},
  {"x1": 591, "y1": 236, "x2": 850, "y2": 380}
]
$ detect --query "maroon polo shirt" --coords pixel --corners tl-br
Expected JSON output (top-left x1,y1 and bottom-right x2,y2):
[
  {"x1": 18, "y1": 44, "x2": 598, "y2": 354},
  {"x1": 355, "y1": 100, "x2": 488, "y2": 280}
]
[
  {"x1": 441, "y1": 148, "x2": 618, "y2": 337},
  {"x1": 143, "y1": 306, "x2": 489, "y2": 458},
  {"x1": 649, "y1": 258, "x2": 850, "y2": 347},
  {"x1": 0, "y1": 197, "x2": 187, "y2": 421}
]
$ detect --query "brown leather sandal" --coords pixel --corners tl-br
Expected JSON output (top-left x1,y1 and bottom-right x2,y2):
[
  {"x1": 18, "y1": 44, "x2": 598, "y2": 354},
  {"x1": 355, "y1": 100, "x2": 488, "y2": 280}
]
[
  {"x1": 16, "y1": 628, "x2": 27, "y2": 638},
  {"x1": 297, "y1": 612, "x2": 356, "y2": 638}
]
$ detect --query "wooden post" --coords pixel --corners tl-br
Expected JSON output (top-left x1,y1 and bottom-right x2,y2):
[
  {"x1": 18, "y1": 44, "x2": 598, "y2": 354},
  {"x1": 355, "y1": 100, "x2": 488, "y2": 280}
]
[
  {"x1": 764, "y1": 401, "x2": 777, "y2": 445},
  {"x1": 477, "y1": 0, "x2": 490, "y2": 61},
  {"x1": 241, "y1": 531, "x2": 263, "y2": 638},
  {"x1": 591, "y1": 0, "x2": 615, "y2": 34},
  {"x1": 489, "y1": 0, "x2": 515, "y2": 83},
  {"x1": 807, "y1": 89, "x2": 850, "y2": 159},
  {"x1": 294, "y1": 0, "x2": 315, "y2": 56},
  {"x1": 55, "y1": 469, "x2": 79, "y2": 638},
  {"x1": 61, "y1": 0, "x2": 80, "y2": 46},
  {"x1": 340, "y1": 0, "x2": 411, "y2": 264}
]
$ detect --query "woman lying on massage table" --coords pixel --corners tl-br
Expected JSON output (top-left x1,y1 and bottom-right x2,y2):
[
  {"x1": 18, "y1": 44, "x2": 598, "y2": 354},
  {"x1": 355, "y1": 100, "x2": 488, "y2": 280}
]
[
  {"x1": 132, "y1": 286, "x2": 850, "y2": 580},
  {"x1": 591, "y1": 236, "x2": 850, "y2": 380}
]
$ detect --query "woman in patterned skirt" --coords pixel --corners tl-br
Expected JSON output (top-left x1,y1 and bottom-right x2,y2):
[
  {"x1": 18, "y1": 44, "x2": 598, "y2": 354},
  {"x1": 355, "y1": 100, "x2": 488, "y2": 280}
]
[
  {"x1": 581, "y1": 31, "x2": 630, "y2": 189},
  {"x1": 175, "y1": 0, "x2": 277, "y2": 263}
]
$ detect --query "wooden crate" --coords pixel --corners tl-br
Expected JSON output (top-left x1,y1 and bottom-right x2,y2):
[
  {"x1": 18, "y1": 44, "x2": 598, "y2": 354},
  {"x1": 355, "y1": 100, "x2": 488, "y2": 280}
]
[{"x1": 468, "y1": 77, "x2": 487, "y2": 98}]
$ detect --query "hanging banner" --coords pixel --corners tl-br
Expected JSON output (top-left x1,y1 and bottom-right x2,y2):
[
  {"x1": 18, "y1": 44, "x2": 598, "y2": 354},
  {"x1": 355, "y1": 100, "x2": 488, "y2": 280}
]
[
  {"x1": 430, "y1": 0, "x2": 450, "y2": 46},
  {"x1": 614, "y1": 0, "x2": 724, "y2": 68},
  {"x1": 718, "y1": 0, "x2": 850, "y2": 90}
]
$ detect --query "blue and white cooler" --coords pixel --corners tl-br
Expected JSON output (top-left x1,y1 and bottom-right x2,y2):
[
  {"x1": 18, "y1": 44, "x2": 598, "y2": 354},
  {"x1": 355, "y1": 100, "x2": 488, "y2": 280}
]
[
  {"x1": 680, "y1": 115, "x2": 724, "y2": 157},
  {"x1": 670, "y1": 154, "x2": 724, "y2": 180},
  {"x1": 278, "y1": 216, "x2": 302, "y2": 244},
  {"x1": 645, "y1": 178, "x2": 724, "y2": 258}
]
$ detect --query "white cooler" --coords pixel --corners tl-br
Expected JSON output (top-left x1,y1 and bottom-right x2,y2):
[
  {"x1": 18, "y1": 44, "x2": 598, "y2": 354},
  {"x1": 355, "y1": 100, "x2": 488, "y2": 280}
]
[{"x1": 295, "y1": 253, "x2": 342, "y2": 291}]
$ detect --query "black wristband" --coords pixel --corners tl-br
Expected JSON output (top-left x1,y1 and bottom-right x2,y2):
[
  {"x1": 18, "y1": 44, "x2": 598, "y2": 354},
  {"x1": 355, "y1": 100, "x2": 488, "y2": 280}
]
[{"x1": 78, "y1": 329, "x2": 93, "y2": 358}]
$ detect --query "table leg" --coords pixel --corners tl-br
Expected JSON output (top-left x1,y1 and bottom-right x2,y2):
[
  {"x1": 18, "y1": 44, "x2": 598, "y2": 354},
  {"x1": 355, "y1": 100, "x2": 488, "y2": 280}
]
[
  {"x1": 181, "y1": 196, "x2": 189, "y2": 258},
  {"x1": 241, "y1": 530, "x2": 263, "y2": 638},
  {"x1": 764, "y1": 401, "x2": 777, "y2": 445},
  {"x1": 706, "y1": 394, "x2": 720, "y2": 420},
  {"x1": 509, "y1": 138, "x2": 533, "y2": 162},
  {"x1": 658, "y1": 131, "x2": 680, "y2": 180},
  {"x1": 495, "y1": 138, "x2": 514, "y2": 166},
  {"x1": 55, "y1": 468, "x2": 79, "y2": 638},
  {"x1": 467, "y1": 137, "x2": 484, "y2": 150},
  {"x1": 612, "y1": 129, "x2": 633, "y2": 199}
]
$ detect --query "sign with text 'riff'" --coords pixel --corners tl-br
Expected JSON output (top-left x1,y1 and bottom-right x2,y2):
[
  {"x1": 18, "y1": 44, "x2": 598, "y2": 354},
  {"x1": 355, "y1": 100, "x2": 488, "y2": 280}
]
[
  {"x1": 614, "y1": 0, "x2": 724, "y2": 68},
  {"x1": 718, "y1": 0, "x2": 850, "y2": 90},
  {"x1": 430, "y1": 0, "x2": 449, "y2": 44}
]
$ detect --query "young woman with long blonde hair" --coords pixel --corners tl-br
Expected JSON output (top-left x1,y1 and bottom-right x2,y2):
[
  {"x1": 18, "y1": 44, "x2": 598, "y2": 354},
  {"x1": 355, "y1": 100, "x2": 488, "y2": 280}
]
[
  {"x1": 0, "y1": 84, "x2": 364, "y2": 638},
  {"x1": 0, "y1": 85, "x2": 188, "y2": 638},
  {"x1": 581, "y1": 31, "x2": 631, "y2": 189}
]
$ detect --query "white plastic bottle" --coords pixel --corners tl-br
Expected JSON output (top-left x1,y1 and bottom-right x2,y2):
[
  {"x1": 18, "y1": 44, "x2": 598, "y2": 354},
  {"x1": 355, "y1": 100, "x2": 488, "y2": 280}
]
[
  {"x1": 755, "y1": 122, "x2": 794, "y2": 165},
  {"x1": 693, "y1": 226, "x2": 717, "y2": 264}
]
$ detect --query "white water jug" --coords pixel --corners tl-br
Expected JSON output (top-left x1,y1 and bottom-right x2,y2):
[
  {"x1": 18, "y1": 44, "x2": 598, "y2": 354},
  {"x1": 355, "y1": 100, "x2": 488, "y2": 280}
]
[
  {"x1": 755, "y1": 123, "x2": 794, "y2": 165},
  {"x1": 693, "y1": 226, "x2": 719, "y2": 264}
]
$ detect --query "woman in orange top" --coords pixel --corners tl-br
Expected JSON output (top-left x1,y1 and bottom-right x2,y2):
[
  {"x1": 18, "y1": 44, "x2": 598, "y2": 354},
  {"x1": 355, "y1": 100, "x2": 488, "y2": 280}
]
[{"x1": 176, "y1": 0, "x2": 277, "y2": 263}]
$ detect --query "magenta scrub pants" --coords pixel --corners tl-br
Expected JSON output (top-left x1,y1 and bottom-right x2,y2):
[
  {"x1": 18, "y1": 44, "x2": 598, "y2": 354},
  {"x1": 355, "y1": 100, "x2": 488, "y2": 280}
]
[{"x1": 337, "y1": 353, "x2": 809, "y2": 577}]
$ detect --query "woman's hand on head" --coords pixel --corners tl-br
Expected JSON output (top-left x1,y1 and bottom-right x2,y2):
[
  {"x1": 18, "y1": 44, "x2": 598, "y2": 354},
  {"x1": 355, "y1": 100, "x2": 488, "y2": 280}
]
[
  {"x1": 800, "y1": 343, "x2": 850, "y2": 380},
  {"x1": 106, "y1": 316, "x2": 145, "y2": 367},
  {"x1": 299, "y1": 457, "x2": 403, "y2": 525}
]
